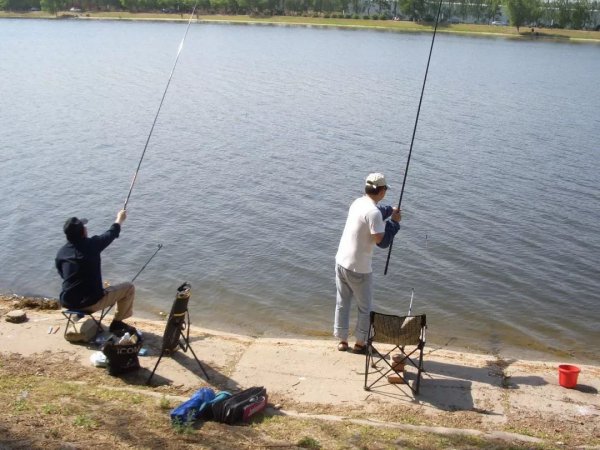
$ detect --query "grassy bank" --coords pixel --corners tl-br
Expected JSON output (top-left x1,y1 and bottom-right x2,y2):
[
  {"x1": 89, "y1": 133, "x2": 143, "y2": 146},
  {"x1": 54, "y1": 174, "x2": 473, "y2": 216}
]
[
  {"x1": 0, "y1": 352, "x2": 554, "y2": 449},
  {"x1": 2, "y1": 10, "x2": 600, "y2": 43},
  {"x1": 2, "y1": 297, "x2": 597, "y2": 449}
]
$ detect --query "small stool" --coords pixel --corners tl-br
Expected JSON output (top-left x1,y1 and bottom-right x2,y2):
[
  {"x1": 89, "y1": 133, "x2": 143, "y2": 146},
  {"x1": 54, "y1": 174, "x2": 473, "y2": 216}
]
[{"x1": 61, "y1": 305, "x2": 113, "y2": 338}]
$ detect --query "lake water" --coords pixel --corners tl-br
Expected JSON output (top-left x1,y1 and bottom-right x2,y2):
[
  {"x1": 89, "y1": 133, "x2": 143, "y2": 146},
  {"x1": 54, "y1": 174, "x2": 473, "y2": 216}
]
[{"x1": 1, "y1": 19, "x2": 598, "y2": 363}]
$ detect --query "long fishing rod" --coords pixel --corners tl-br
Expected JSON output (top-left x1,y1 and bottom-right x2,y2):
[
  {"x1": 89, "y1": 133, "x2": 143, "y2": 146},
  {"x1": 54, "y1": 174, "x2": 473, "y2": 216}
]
[
  {"x1": 384, "y1": 0, "x2": 444, "y2": 275},
  {"x1": 131, "y1": 243, "x2": 163, "y2": 283},
  {"x1": 123, "y1": 5, "x2": 198, "y2": 211}
]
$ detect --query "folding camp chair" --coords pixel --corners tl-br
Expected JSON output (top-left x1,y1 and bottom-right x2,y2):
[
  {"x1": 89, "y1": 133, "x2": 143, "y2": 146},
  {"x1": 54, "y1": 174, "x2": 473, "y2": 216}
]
[
  {"x1": 364, "y1": 312, "x2": 427, "y2": 395},
  {"x1": 147, "y1": 282, "x2": 209, "y2": 384},
  {"x1": 62, "y1": 305, "x2": 113, "y2": 339}
]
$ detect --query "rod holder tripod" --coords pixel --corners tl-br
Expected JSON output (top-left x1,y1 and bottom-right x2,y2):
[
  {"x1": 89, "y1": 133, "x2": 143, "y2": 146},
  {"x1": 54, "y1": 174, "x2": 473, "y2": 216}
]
[{"x1": 147, "y1": 282, "x2": 209, "y2": 385}]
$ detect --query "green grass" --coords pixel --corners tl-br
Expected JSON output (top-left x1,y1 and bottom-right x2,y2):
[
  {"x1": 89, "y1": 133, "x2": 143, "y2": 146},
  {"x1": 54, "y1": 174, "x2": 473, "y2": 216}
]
[
  {"x1": 297, "y1": 436, "x2": 321, "y2": 448},
  {"x1": 73, "y1": 414, "x2": 98, "y2": 430},
  {"x1": 158, "y1": 396, "x2": 171, "y2": 410}
]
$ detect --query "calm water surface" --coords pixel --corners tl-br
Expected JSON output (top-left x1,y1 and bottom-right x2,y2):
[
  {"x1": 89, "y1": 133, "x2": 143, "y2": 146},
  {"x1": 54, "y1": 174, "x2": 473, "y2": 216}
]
[{"x1": 1, "y1": 19, "x2": 599, "y2": 363}]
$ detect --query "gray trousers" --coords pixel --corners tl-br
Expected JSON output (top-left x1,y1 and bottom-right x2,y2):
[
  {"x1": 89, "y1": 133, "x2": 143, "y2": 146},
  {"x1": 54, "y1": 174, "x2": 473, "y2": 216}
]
[{"x1": 334, "y1": 263, "x2": 373, "y2": 343}]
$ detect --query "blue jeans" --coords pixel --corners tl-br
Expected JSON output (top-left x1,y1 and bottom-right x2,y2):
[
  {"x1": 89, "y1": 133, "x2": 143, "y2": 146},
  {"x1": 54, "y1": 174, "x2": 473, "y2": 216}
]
[{"x1": 334, "y1": 264, "x2": 372, "y2": 343}]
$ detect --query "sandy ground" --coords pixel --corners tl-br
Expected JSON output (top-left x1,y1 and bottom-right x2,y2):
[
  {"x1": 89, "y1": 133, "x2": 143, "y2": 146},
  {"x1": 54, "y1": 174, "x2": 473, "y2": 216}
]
[{"x1": 1, "y1": 295, "x2": 599, "y2": 447}]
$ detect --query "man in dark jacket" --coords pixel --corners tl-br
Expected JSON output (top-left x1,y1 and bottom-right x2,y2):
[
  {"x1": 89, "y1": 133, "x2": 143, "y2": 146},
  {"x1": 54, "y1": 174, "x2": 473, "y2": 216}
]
[{"x1": 55, "y1": 209, "x2": 135, "y2": 333}]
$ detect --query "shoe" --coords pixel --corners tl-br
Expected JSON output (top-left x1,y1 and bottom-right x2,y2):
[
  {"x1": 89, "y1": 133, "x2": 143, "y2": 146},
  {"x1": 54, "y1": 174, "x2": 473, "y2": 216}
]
[
  {"x1": 109, "y1": 320, "x2": 137, "y2": 335},
  {"x1": 352, "y1": 343, "x2": 367, "y2": 355},
  {"x1": 337, "y1": 341, "x2": 349, "y2": 352},
  {"x1": 109, "y1": 320, "x2": 126, "y2": 332}
]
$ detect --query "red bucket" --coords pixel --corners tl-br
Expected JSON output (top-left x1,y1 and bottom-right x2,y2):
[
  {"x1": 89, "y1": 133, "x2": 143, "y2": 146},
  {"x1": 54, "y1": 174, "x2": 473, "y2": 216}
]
[{"x1": 558, "y1": 364, "x2": 580, "y2": 388}]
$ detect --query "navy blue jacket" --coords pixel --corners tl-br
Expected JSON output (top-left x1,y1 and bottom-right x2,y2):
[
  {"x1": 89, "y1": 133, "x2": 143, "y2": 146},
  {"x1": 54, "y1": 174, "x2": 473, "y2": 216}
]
[{"x1": 55, "y1": 223, "x2": 121, "y2": 309}]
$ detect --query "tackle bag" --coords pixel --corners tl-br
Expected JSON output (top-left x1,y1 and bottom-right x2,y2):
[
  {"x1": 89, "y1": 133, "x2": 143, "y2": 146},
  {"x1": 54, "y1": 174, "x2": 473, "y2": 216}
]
[
  {"x1": 102, "y1": 330, "x2": 143, "y2": 376},
  {"x1": 171, "y1": 388, "x2": 232, "y2": 424},
  {"x1": 211, "y1": 386, "x2": 268, "y2": 425}
]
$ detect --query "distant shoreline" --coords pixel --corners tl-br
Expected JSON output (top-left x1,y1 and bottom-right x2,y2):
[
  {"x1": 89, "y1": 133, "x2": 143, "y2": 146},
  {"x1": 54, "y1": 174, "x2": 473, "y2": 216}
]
[{"x1": 2, "y1": 11, "x2": 600, "y2": 43}]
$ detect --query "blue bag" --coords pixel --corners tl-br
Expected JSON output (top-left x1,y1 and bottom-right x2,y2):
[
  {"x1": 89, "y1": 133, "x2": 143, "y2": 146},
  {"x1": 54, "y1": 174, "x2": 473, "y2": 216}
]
[
  {"x1": 170, "y1": 387, "x2": 216, "y2": 423},
  {"x1": 198, "y1": 391, "x2": 232, "y2": 421}
]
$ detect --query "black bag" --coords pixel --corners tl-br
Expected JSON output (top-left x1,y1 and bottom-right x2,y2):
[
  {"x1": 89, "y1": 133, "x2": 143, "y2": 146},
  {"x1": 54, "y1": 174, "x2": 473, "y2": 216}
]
[
  {"x1": 102, "y1": 337, "x2": 143, "y2": 376},
  {"x1": 211, "y1": 386, "x2": 268, "y2": 424}
]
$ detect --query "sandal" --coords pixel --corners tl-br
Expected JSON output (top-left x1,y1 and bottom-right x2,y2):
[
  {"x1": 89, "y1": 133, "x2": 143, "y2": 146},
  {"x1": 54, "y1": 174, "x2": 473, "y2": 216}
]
[
  {"x1": 337, "y1": 341, "x2": 349, "y2": 352},
  {"x1": 352, "y1": 343, "x2": 367, "y2": 355}
]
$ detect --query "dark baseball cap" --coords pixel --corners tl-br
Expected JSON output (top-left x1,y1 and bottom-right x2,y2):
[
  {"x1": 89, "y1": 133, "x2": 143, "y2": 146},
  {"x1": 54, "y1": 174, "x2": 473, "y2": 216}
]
[{"x1": 63, "y1": 217, "x2": 88, "y2": 240}]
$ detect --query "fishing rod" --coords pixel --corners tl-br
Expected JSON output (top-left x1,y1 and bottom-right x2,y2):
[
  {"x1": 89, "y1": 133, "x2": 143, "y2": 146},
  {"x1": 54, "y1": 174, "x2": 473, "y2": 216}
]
[
  {"x1": 131, "y1": 243, "x2": 163, "y2": 283},
  {"x1": 383, "y1": 0, "x2": 444, "y2": 276},
  {"x1": 123, "y1": 5, "x2": 198, "y2": 211},
  {"x1": 408, "y1": 287, "x2": 415, "y2": 316}
]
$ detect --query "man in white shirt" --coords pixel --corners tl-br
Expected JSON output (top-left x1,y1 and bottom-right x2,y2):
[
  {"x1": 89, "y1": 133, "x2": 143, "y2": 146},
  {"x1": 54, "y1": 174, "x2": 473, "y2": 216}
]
[{"x1": 334, "y1": 173, "x2": 401, "y2": 353}]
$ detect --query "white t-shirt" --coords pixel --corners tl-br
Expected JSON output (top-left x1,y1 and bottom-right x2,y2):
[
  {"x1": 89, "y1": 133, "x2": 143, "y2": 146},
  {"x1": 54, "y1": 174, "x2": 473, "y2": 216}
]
[{"x1": 335, "y1": 195, "x2": 385, "y2": 274}]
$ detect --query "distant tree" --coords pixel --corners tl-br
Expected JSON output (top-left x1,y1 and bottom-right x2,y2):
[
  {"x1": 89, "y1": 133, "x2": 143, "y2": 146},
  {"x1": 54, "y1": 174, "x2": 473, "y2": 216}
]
[
  {"x1": 539, "y1": 0, "x2": 555, "y2": 26},
  {"x1": 211, "y1": 0, "x2": 224, "y2": 11},
  {"x1": 238, "y1": 0, "x2": 268, "y2": 13},
  {"x1": 505, "y1": 0, "x2": 539, "y2": 30},
  {"x1": 457, "y1": 0, "x2": 469, "y2": 20},
  {"x1": 212, "y1": 0, "x2": 240, "y2": 12},
  {"x1": 3, "y1": 0, "x2": 35, "y2": 9},
  {"x1": 469, "y1": 0, "x2": 486, "y2": 23},
  {"x1": 442, "y1": 0, "x2": 455, "y2": 21},
  {"x1": 338, "y1": 0, "x2": 348, "y2": 14},
  {"x1": 40, "y1": 0, "x2": 66, "y2": 13},
  {"x1": 593, "y1": 0, "x2": 600, "y2": 27},
  {"x1": 322, "y1": 0, "x2": 340, "y2": 13},
  {"x1": 571, "y1": 0, "x2": 591, "y2": 28},
  {"x1": 284, "y1": 0, "x2": 302, "y2": 13},
  {"x1": 555, "y1": 0, "x2": 570, "y2": 27},
  {"x1": 399, "y1": 0, "x2": 425, "y2": 20},
  {"x1": 119, "y1": 0, "x2": 138, "y2": 11},
  {"x1": 374, "y1": 0, "x2": 389, "y2": 15},
  {"x1": 138, "y1": 0, "x2": 158, "y2": 9},
  {"x1": 484, "y1": 0, "x2": 502, "y2": 22}
]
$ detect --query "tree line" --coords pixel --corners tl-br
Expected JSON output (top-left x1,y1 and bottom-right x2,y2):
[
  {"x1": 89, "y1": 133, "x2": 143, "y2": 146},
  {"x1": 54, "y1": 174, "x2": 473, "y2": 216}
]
[{"x1": 2, "y1": 0, "x2": 599, "y2": 30}]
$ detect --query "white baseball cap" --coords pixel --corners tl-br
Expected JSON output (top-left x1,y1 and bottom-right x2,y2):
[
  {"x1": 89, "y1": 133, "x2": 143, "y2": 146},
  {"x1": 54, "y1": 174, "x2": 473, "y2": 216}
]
[{"x1": 365, "y1": 173, "x2": 389, "y2": 188}]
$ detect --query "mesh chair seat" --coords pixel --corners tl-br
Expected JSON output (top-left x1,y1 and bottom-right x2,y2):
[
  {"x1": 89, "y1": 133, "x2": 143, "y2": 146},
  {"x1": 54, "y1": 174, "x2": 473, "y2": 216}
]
[{"x1": 364, "y1": 312, "x2": 427, "y2": 395}]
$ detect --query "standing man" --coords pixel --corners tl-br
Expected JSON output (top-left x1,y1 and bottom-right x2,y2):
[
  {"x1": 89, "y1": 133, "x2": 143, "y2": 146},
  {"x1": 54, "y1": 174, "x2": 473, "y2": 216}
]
[
  {"x1": 56, "y1": 209, "x2": 136, "y2": 334},
  {"x1": 334, "y1": 173, "x2": 401, "y2": 353}
]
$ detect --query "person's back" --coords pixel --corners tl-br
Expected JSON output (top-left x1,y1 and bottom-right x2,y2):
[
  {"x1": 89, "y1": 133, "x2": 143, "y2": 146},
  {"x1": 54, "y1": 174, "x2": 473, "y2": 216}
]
[
  {"x1": 55, "y1": 210, "x2": 136, "y2": 334},
  {"x1": 335, "y1": 195, "x2": 383, "y2": 274},
  {"x1": 56, "y1": 220, "x2": 120, "y2": 309}
]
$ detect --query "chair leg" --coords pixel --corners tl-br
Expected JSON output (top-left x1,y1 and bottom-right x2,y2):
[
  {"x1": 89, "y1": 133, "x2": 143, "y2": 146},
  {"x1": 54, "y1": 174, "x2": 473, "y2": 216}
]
[
  {"x1": 414, "y1": 344, "x2": 425, "y2": 395},
  {"x1": 62, "y1": 311, "x2": 87, "y2": 336},
  {"x1": 62, "y1": 312, "x2": 76, "y2": 337},
  {"x1": 364, "y1": 344, "x2": 371, "y2": 391}
]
